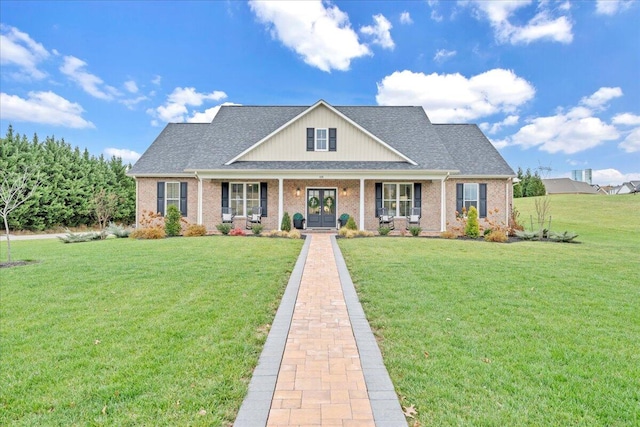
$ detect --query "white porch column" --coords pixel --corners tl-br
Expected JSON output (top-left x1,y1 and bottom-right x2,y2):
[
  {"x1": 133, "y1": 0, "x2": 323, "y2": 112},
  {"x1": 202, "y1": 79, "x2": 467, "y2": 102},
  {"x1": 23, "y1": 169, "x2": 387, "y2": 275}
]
[
  {"x1": 278, "y1": 178, "x2": 284, "y2": 231},
  {"x1": 440, "y1": 178, "x2": 447, "y2": 231},
  {"x1": 197, "y1": 176, "x2": 203, "y2": 225},
  {"x1": 359, "y1": 178, "x2": 365, "y2": 231}
]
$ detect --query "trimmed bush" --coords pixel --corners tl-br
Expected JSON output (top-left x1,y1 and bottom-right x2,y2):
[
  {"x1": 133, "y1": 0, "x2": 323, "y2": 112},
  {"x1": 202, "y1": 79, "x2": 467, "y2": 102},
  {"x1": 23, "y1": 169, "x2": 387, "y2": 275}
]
[
  {"x1": 465, "y1": 206, "x2": 480, "y2": 238},
  {"x1": 229, "y1": 228, "x2": 246, "y2": 236},
  {"x1": 408, "y1": 226, "x2": 422, "y2": 237},
  {"x1": 440, "y1": 230, "x2": 457, "y2": 239},
  {"x1": 549, "y1": 231, "x2": 579, "y2": 243},
  {"x1": 515, "y1": 230, "x2": 538, "y2": 240},
  {"x1": 251, "y1": 224, "x2": 264, "y2": 235},
  {"x1": 485, "y1": 229, "x2": 508, "y2": 242},
  {"x1": 216, "y1": 223, "x2": 232, "y2": 235},
  {"x1": 346, "y1": 216, "x2": 357, "y2": 230},
  {"x1": 378, "y1": 226, "x2": 391, "y2": 236},
  {"x1": 281, "y1": 212, "x2": 292, "y2": 232},
  {"x1": 164, "y1": 205, "x2": 182, "y2": 237},
  {"x1": 184, "y1": 224, "x2": 207, "y2": 237},
  {"x1": 129, "y1": 227, "x2": 165, "y2": 239},
  {"x1": 106, "y1": 222, "x2": 131, "y2": 238}
]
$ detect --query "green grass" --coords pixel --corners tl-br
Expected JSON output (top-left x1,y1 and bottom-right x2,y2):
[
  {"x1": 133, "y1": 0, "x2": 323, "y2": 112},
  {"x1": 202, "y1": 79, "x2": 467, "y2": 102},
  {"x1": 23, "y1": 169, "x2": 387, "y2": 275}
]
[
  {"x1": 339, "y1": 194, "x2": 640, "y2": 426},
  {"x1": 1, "y1": 236, "x2": 302, "y2": 426}
]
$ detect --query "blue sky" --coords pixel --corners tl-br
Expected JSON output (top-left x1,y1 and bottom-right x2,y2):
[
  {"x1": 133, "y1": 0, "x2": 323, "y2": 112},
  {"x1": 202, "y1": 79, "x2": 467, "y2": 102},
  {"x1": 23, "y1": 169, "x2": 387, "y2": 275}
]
[{"x1": 1, "y1": 0, "x2": 638, "y2": 185}]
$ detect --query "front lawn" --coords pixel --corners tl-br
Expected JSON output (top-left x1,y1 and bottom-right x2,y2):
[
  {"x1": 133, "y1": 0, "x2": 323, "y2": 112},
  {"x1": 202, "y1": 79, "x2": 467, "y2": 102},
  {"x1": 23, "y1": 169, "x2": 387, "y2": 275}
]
[
  {"x1": 338, "y1": 195, "x2": 640, "y2": 425},
  {"x1": 0, "y1": 236, "x2": 302, "y2": 426}
]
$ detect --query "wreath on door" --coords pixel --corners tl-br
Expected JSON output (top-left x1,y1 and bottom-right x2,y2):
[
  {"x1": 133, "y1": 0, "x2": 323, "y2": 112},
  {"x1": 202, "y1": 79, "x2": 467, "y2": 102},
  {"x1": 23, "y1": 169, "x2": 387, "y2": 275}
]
[
  {"x1": 324, "y1": 196, "x2": 335, "y2": 210},
  {"x1": 308, "y1": 196, "x2": 320, "y2": 209}
]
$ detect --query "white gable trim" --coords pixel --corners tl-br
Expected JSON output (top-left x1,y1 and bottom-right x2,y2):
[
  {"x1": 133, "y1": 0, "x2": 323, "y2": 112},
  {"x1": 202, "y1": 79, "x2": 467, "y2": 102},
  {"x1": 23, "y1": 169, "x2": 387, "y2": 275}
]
[{"x1": 225, "y1": 100, "x2": 417, "y2": 166}]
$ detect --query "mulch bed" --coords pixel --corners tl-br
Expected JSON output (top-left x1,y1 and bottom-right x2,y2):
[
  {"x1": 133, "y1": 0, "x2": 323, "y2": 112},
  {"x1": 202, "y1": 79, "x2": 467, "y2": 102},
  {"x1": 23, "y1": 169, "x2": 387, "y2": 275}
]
[{"x1": 0, "y1": 260, "x2": 40, "y2": 268}]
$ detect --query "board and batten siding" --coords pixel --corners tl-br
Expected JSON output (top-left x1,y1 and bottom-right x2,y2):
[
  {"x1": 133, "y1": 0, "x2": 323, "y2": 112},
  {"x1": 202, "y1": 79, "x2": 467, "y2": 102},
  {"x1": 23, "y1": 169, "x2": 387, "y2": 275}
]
[{"x1": 237, "y1": 104, "x2": 406, "y2": 162}]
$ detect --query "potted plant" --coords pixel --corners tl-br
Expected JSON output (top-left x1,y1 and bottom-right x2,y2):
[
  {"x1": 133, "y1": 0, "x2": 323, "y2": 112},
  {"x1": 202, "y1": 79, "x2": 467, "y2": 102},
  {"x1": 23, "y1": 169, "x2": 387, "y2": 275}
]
[
  {"x1": 293, "y1": 212, "x2": 305, "y2": 230},
  {"x1": 338, "y1": 213, "x2": 350, "y2": 228}
]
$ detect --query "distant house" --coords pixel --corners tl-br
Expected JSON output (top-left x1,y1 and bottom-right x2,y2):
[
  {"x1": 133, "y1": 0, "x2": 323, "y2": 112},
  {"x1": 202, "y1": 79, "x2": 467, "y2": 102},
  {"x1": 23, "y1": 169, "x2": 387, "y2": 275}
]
[
  {"x1": 542, "y1": 178, "x2": 600, "y2": 195},
  {"x1": 128, "y1": 100, "x2": 515, "y2": 232},
  {"x1": 617, "y1": 182, "x2": 639, "y2": 195}
]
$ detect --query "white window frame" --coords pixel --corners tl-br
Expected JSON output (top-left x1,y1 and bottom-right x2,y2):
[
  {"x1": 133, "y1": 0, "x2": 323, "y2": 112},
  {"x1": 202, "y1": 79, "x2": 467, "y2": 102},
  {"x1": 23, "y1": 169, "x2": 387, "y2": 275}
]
[
  {"x1": 463, "y1": 183, "x2": 479, "y2": 213},
  {"x1": 315, "y1": 128, "x2": 328, "y2": 151},
  {"x1": 230, "y1": 182, "x2": 259, "y2": 217},
  {"x1": 166, "y1": 182, "x2": 180, "y2": 213},
  {"x1": 383, "y1": 183, "x2": 413, "y2": 217}
]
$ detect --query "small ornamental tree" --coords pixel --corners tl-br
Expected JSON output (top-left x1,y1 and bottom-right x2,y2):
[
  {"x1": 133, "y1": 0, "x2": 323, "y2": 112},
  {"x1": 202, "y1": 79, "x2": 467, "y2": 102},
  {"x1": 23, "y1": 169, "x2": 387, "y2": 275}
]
[
  {"x1": 1, "y1": 168, "x2": 40, "y2": 262},
  {"x1": 165, "y1": 205, "x2": 182, "y2": 236},
  {"x1": 465, "y1": 206, "x2": 480, "y2": 238},
  {"x1": 346, "y1": 216, "x2": 357, "y2": 230},
  {"x1": 281, "y1": 212, "x2": 292, "y2": 232}
]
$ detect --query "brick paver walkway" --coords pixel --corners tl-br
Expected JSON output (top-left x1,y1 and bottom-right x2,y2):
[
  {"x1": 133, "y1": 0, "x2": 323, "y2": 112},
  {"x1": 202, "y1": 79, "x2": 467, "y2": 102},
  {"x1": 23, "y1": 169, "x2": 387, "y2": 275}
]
[{"x1": 266, "y1": 234, "x2": 375, "y2": 427}]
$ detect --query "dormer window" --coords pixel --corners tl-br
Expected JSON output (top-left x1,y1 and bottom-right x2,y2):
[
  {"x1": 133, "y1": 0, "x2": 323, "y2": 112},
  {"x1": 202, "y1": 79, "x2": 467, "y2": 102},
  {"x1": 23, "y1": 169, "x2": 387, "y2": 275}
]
[
  {"x1": 315, "y1": 128, "x2": 328, "y2": 151},
  {"x1": 307, "y1": 127, "x2": 337, "y2": 152}
]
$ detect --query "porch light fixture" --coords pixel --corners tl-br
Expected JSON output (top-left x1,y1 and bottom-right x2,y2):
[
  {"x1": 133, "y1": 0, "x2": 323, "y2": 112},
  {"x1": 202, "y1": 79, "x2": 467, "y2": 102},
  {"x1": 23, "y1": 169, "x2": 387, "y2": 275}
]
[
  {"x1": 296, "y1": 187, "x2": 300, "y2": 196},
  {"x1": 342, "y1": 188, "x2": 347, "y2": 196}
]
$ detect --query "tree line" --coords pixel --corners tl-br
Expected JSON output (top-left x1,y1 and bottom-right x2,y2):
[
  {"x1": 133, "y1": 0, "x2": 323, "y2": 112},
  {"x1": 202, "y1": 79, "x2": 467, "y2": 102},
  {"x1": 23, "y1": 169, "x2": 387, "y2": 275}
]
[
  {"x1": 0, "y1": 125, "x2": 135, "y2": 231},
  {"x1": 513, "y1": 167, "x2": 546, "y2": 198}
]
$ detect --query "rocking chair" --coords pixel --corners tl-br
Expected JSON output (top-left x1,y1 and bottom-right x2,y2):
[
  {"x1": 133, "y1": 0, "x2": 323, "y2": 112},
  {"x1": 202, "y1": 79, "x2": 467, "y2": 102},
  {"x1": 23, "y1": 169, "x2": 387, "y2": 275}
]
[
  {"x1": 245, "y1": 206, "x2": 262, "y2": 229},
  {"x1": 406, "y1": 207, "x2": 421, "y2": 229},
  {"x1": 378, "y1": 207, "x2": 395, "y2": 230}
]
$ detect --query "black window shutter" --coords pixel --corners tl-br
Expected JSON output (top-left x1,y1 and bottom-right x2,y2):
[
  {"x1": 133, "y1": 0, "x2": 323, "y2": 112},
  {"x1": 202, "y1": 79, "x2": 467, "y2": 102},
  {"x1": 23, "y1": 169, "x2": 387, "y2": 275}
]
[
  {"x1": 306, "y1": 128, "x2": 315, "y2": 151},
  {"x1": 479, "y1": 183, "x2": 487, "y2": 218},
  {"x1": 375, "y1": 182, "x2": 382, "y2": 217},
  {"x1": 157, "y1": 181, "x2": 165, "y2": 216},
  {"x1": 329, "y1": 128, "x2": 337, "y2": 151},
  {"x1": 221, "y1": 182, "x2": 229, "y2": 208},
  {"x1": 456, "y1": 183, "x2": 463, "y2": 214},
  {"x1": 180, "y1": 182, "x2": 188, "y2": 216},
  {"x1": 260, "y1": 182, "x2": 268, "y2": 217},
  {"x1": 414, "y1": 183, "x2": 422, "y2": 208}
]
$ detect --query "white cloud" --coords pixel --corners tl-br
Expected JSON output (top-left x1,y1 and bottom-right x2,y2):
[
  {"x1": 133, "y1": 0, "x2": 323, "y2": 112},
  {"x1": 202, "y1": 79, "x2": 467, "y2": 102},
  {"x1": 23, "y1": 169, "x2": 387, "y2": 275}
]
[
  {"x1": 124, "y1": 80, "x2": 139, "y2": 93},
  {"x1": 619, "y1": 127, "x2": 640, "y2": 153},
  {"x1": 596, "y1": 0, "x2": 635, "y2": 15},
  {"x1": 592, "y1": 168, "x2": 640, "y2": 185},
  {"x1": 580, "y1": 87, "x2": 623, "y2": 109},
  {"x1": 360, "y1": 14, "x2": 394, "y2": 50},
  {"x1": 249, "y1": 0, "x2": 371, "y2": 72},
  {"x1": 613, "y1": 113, "x2": 640, "y2": 125},
  {"x1": 434, "y1": 49, "x2": 456, "y2": 63},
  {"x1": 376, "y1": 68, "x2": 535, "y2": 123},
  {"x1": 400, "y1": 11, "x2": 413, "y2": 24},
  {"x1": 60, "y1": 56, "x2": 121, "y2": 100},
  {"x1": 469, "y1": 1, "x2": 573, "y2": 45},
  {"x1": 151, "y1": 75, "x2": 162, "y2": 85},
  {"x1": 148, "y1": 87, "x2": 228, "y2": 123},
  {"x1": 0, "y1": 91, "x2": 94, "y2": 128},
  {"x1": 0, "y1": 24, "x2": 50, "y2": 80},
  {"x1": 104, "y1": 148, "x2": 141, "y2": 162},
  {"x1": 480, "y1": 115, "x2": 520, "y2": 134},
  {"x1": 120, "y1": 95, "x2": 149, "y2": 110},
  {"x1": 427, "y1": 0, "x2": 443, "y2": 22},
  {"x1": 187, "y1": 102, "x2": 241, "y2": 123}
]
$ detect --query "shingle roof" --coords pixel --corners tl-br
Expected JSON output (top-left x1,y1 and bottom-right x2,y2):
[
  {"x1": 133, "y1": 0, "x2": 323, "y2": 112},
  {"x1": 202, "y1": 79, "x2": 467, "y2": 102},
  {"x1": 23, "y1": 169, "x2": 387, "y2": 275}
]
[
  {"x1": 542, "y1": 178, "x2": 600, "y2": 194},
  {"x1": 129, "y1": 103, "x2": 515, "y2": 176}
]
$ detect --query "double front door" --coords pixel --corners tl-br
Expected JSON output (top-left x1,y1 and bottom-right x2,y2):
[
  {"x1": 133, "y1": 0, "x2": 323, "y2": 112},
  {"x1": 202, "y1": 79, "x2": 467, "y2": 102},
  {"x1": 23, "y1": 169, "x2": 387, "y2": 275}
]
[{"x1": 307, "y1": 189, "x2": 336, "y2": 228}]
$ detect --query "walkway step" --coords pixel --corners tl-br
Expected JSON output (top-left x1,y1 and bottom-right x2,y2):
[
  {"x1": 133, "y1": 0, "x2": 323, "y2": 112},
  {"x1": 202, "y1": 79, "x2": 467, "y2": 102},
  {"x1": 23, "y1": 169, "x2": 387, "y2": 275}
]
[{"x1": 235, "y1": 234, "x2": 406, "y2": 427}]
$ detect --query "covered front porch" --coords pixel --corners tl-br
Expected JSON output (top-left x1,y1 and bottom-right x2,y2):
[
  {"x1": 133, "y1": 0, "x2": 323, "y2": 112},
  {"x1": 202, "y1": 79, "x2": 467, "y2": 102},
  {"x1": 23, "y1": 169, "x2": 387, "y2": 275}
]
[{"x1": 192, "y1": 171, "x2": 450, "y2": 233}]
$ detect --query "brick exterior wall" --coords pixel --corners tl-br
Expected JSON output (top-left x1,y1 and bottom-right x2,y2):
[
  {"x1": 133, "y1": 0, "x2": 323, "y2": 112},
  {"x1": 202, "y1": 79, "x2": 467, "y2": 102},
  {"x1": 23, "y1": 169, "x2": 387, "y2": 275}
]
[
  {"x1": 136, "y1": 177, "x2": 512, "y2": 233},
  {"x1": 445, "y1": 178, "x2": 512, "y2": 230}
]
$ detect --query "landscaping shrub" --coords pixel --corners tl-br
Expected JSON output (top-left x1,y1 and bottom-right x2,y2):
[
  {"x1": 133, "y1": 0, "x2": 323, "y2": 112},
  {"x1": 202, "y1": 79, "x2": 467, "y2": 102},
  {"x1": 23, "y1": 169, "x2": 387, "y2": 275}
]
[
  {"x1": 129, "y1": 227, "x2": 165, "y2": 239},
  {"x1": 281, "y1": 212, "x2": 292, "y2": 232},
  {"x1": 548, "y1": 231, "x2": 579, "y2": 243},
  {"x1": 378, "y1": 226, "x2": 391, "y2": 236},
  {"x1": 346, "y1": 216, "x2": 357, "y2": 230},
  {"x1": 229, "y1": 228, "x2": 246, "y2": 236},
  {"x1": 408, "y1": 226, "x2": 422, "y2": 237},
  {"x1": 216, "y1": 223, "x2": 232, "y2": 235},
  {"x1": 184, "y1": 224, "x2": 207, "y2": 237},
  {"x1": 265, "y1": 230, "x2": 302, "y2": 239},
  {"x1": 440, "y1": 230, "x2": 457, "y2": 239},
  {"x1": 58, "y1": 229, "x2": 103, "y2": 243},
  {"x1": 105, "y1": 222, "x2": 131, "y2": 238},
  {"x1": 165, "y1": 205, "x2": 182, "y2": 236},
  {"x1": 485, "y1": 229, "x2": 508, "y2": 242},
  {"x1": 465, "y1": 206, "x2": 480, "y2": 238},
  {"x1": 287, "y1": 229, "x2": 302, "y2": 239},
  {"x1": 515, "y1": 230, "x2": 538, "y2": 240},
  {"x1": 251, "y1": 224, "x2": 264, "y2": 235},
  {"x1": 338, "y1": 227, "x2": 348, "y2": 237}
]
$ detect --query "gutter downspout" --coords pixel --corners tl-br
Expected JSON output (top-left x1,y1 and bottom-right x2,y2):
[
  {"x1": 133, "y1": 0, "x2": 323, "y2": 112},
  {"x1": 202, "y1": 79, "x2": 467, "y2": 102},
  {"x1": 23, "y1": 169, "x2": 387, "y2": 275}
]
[
  {"x1": 441, "y1": 172, "x2": 450, "y2": 232},
  {"x1": 196, "y1": 172, "x2": 203, "y2": 225}
]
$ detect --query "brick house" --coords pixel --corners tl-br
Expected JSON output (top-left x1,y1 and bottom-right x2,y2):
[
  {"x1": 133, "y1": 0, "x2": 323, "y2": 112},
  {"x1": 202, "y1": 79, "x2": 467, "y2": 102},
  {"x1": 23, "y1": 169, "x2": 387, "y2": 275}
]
[{"x1": 128, "y1": 100, "x2": 515, "y2": 233}]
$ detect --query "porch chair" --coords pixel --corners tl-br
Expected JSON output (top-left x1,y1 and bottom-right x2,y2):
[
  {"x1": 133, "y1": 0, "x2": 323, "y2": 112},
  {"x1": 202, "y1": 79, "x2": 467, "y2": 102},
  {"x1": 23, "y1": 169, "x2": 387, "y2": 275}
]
[
  {"x1": 378, "y1": 207, "x2": 395, "y2": 230},
  {"x1": 245, "y1": 206, "x2": 262, "y2": 229},
  {"x1": 221, "y1": 207, "x2": 235, "y2": 223},
  {"x1": 406, "y1": 207, "x2": 421, "y2": 229}
]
